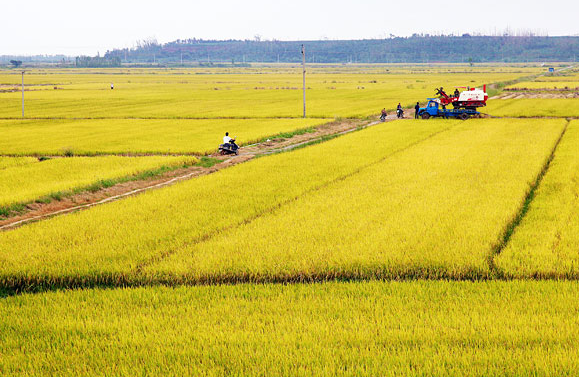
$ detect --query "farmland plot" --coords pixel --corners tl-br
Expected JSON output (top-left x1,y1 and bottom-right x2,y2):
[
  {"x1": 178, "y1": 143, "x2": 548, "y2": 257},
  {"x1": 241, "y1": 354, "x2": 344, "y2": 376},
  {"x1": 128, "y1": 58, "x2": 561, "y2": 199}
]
[
  {"x1": 1, "y1": 281, "x2": 579, "y2": 376},
  {"x1": 496, "y1": 120, "x2": 579, "y2": 278},
  {"x1": 0, "y1": 120, "x2": 452, "y2": 291},
  {"x1": 486, "y1": 98, "x2": 579, "y2": 117},
  {"x1": 149, "y1": 119, "x2": 566, "y2": 281},
  {"x1": 0, "y1": 157, "x2": 37, "y2": 170},
  {"x1": 0, "y1": 156, "x2": 197, "y2": 210},
  {"x1": 0, "y1": 118, "x2": 566, "y2": 290},
  {"x1": 0, "y1": 69, "x2": 531, "y2": 119},
  {"x1": 0, "y1": 118, "x2": 329, "y2": 156}
]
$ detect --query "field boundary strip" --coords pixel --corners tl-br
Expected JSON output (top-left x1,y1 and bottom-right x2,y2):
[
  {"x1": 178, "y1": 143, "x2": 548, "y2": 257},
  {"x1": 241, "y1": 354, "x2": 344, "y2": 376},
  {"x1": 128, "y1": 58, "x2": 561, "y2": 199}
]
[{"x1": 487, "y1": 119, "x2": 571, "y2": 274}]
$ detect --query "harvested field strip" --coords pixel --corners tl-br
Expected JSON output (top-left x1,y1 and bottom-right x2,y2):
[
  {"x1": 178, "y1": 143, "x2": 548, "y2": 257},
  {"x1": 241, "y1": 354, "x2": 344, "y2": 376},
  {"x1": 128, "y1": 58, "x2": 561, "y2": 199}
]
[
  {"x1": 0, "y1": 118, "x2": 330, "y2": 156},
  {"x1": 505, "y1": 81, "x2": 579, "y2": 90},
  {"x1": 0, "y1": 120, "x2": 452, "y2": 293},
  {"x1": 0, "y1": 156, "x2": 198, "y2": 212},
  {"x1": 2, "y1": 281, "x2": 579, "y2": 376},
  {"x1": 147, "y1": 119, "x2": 566, "y2": 283},
  {"x1": 491, "y1": 93, "x2": 579, "y2": 100},
  {"x1": 496, "y1": 120, "x2": 579, "y2": 278}
]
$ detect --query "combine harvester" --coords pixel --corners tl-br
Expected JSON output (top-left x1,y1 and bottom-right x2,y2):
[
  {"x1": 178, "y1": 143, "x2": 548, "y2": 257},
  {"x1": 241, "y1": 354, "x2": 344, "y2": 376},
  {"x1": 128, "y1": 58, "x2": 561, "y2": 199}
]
[{"x1": 418, "y1": 85, "x2": 488, "y2": 120}]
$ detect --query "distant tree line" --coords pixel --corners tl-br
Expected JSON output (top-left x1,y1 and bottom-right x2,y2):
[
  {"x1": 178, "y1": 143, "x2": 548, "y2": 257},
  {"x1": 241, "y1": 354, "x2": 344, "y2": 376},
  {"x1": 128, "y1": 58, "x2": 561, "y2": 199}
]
[
  {"x1": 75, "y1": 55, "x2": 121, "y2": 68},
  {"x1": 0, "y1": 55, "x2": 70, "y2": 65},
  {"x1": 104, "y1": 36, "x2": 579, "y2": 64}
]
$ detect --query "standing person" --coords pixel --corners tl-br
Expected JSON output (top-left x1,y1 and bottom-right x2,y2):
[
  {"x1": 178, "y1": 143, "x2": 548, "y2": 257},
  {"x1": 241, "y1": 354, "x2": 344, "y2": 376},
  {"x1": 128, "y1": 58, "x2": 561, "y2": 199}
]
[{"x1": 414, "y1": 102, "x2": 420, "y2": 119}]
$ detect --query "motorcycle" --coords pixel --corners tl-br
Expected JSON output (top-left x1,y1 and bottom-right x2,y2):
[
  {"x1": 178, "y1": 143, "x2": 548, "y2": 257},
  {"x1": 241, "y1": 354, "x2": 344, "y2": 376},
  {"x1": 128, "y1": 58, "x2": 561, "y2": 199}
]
[{"x1": 218, "y1": 138, "x2": 239, "y2": 155}]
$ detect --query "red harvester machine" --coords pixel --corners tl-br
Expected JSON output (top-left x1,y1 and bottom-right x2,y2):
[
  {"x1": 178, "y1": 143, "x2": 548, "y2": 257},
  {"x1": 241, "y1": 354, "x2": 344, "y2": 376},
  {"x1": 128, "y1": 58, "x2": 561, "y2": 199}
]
[{"x1": 435, "y1": 85, "x2": 488, "y2": 110}]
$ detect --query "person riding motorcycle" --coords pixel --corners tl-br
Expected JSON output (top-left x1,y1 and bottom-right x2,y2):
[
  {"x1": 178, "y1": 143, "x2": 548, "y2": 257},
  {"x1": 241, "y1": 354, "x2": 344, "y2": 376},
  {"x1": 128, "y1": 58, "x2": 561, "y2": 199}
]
[{"x1": 223, "y1": 132, "x2": 232, "y2": 145}]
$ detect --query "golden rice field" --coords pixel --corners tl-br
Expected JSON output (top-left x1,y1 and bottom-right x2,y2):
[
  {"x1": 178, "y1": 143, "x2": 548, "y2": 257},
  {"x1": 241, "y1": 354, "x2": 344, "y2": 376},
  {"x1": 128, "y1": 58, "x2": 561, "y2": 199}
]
[
  {"x1": 0, "y1": 120, "x2": 452, "y2": 290},
  {"x1": 148, "y1": 119, "x2": 566, "y2": 282},
  {"x1": 2, "y1": 64, "x2": 579, "y2": 376},
  {"x1": 2, "y1": 281, "x2": 579, "y2": 377},
  {"x1": 486, "y1": 98, "x2": 579, "y2": 117},
  {"x1": 0, "y1": 118, "x2": 328, "y2": 156},
  {"x1": 0, "y1": 157, "x2": 35, "y2": 170},
  {"x1": 534, "y1": 69, "x2": 579, "y2": 81},
  {"x1": 0, "y1": 118, "x2": 568, "y2": 290},
  {"x1": 0, "y1": 67, "x2": 536, "y2": 119},
  {"x1": 0, "y1": 155, "x2": 197, "y2": 210},
  {"x1": 496, "y1": 120, "x2": 579, "y2": 278},
  {"x1": 489, "y1": 67, "x2": 579, "y2": 117}
]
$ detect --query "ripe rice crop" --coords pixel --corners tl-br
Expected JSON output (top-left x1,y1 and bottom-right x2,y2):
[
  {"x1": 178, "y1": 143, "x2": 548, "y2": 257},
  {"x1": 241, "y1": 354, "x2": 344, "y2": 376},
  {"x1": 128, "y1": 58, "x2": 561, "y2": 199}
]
[
  {"x1": 496, "y1": 120, "x2": 579, "y2": 278},
  {"x1": 486, "y1": 98, "x2": 579, "y2": 117},
  {"x1": 0, "y1": 120, "x2": 452, "y2": 292},
  {"x1": 0, "y1": 68, "x2": 531, "y2": 119},
  {"x1": 0, "y1": 155, "x2": 198, "y2": 209},
  {"x1": 0, "y1": 157, "x2": 37, "y2": 170},
  {"x1": 0, "y1": 118, "x2": 329, "y2": 156},
  {"x1": 148, "y1": 119, "x2": 566, "y2": 282},
  {"x1": 1, "y1": 281, "x2": 579, "y2": 376},
  {"x1": 534, "y1": 71, "x2": 579, "y2": 82}
]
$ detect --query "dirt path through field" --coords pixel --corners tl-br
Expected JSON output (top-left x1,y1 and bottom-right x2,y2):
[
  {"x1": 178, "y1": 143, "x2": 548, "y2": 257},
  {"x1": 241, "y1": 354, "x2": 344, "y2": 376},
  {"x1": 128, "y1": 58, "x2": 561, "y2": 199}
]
[{"x1": 0, "y1": 115, "x2": 405, "y2": 231}]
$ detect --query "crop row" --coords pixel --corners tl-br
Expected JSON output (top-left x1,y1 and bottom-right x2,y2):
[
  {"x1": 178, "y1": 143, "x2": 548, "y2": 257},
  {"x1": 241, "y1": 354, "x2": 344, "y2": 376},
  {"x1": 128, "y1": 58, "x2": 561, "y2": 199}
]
[{"x1": 1, "y1": 281, "x2": 579, "y2": 376}]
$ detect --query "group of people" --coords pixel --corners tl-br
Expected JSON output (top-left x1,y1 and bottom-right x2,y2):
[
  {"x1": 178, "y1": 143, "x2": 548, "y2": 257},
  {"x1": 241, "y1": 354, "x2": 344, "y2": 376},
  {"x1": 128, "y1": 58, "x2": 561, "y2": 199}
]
[{"x1": 381, "y1": 102, "x2": 423, "y2": 120}]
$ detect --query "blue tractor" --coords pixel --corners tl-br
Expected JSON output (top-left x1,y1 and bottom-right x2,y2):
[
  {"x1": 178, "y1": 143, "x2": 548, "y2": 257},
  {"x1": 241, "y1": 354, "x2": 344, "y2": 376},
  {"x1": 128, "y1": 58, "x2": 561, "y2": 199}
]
[{"x1": 418, "y1": 99, "x2": 481, "y2": 120}]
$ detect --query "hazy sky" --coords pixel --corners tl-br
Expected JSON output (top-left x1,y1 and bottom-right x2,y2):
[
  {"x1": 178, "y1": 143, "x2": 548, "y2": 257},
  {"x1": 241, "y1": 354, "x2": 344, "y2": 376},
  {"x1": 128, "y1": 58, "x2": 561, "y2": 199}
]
[{"x1": 2, "y1": 0, "x2": 578, "y2": 55}]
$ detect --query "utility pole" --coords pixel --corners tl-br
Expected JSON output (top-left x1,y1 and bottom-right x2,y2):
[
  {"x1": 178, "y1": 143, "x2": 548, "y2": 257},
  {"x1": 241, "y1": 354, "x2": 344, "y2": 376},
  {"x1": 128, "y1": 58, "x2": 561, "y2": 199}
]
[
  {"x1": 21, "y1": 71, "x2": 25, "y2": 118},
  {"x1": 301, "y1": 44, "x2": 306, "y2": 118}
]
